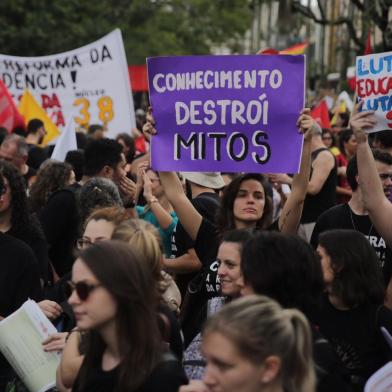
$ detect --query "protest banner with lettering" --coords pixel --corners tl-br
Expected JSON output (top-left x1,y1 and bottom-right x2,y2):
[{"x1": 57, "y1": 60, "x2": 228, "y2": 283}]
[
  {"x1": 0, "y1": 29, "x2": 135, "y2": 139},
  {"x1": 356, "y1": 51, "x2": 392, "y2": 132},
  {"x1": 147, "y1": 54, "x2": 305, "y2": 173}
]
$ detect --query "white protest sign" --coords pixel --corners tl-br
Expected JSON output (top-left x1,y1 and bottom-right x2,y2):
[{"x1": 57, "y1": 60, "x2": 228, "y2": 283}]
[
  {"x1": 356, "y1": 51, "x2": 392, "y2": 133},
  {"x1": 0, "y1": 29, "x2": 135, "y2": 139}
]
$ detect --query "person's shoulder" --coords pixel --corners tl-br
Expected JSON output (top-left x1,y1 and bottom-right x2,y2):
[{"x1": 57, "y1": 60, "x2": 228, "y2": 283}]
[
  {"x1": 47, "y1": 184, "x2": 79, "y2": 202},
  {"x1": 318, "y1": 203, "x2": 348, "y2": 220},
  {"x1": 314, "y1": 148, "x2": 335, "y2": 162},
  {"x1": 193, "y1": 192, "x2": 220, "y2": 207},
  {"x1": 146, "y1": 353, "x2": 187, "y2": 387},
  {"x1": 0, "y1": 233, "x2": 36, "y2": 259},
  {"x1": 198, "y1": 216, "x2": 217, "y2": 236}
]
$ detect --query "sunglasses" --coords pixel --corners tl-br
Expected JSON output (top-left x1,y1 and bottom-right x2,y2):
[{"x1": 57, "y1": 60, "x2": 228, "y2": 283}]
[{"x1": 66, "y1": 281, "x2": 102, "y2": 301}]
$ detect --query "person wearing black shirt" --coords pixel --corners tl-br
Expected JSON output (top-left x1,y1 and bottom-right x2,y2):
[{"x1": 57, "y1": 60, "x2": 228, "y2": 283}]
[
  {"x1": 349, "y1": 107, "x2": 392, "y2": 246},
  {"x1": 165, "y1": 172, "x2": 223, "y2": 296},
  {"x1": 0, "y1": 161, "x2": 51, "y2": 285},
  {"x1": 0, "y1": 168, "x2": 42, "y2": 388},
  {"x1": 0, "y1": 175, "x2": 42, "y2": 318},
  {"x1": 25, "y1": 118, "x2": 48, "y2": 170},
  {"x1": 68, "y1": 241, "x2": 187, "y2": 392},
  {"x1": 315, "y1": 230, "x2": 392, "y2": 391},
  {"x1": 0, "y1": 232, "x2": 43, "y2": 389},
  {"x1": 157, "y1": 110, "x2": 315, "y2": 346},
  {"x1": 299, "y1": 124, "x2": 337, "y2": 242},
  {"x1": 240, "y1": 231, "x2": 350, "y2": 392},
  {"x1": 39, "y1": 139, "x2": 129, "y2": 277},
  {"x1": 311, "y1": 151, "x2": 392, "y2": 300}
]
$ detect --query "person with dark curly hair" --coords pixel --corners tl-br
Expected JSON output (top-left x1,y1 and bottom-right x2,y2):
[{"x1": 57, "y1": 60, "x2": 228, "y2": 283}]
[
  {"x1": 29, "y1": 160, "x2": 75, "y2": 215},
  {"x1": 0, "y1": 160, "x2": 51, "y2": 286},
  {"x1": 0, "y1": 172, "x2": 42, "y2": 390}
]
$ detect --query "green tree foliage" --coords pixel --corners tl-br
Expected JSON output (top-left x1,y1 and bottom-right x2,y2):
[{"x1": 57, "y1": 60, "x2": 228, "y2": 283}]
[{"x1": 0, "y1": 0, "x2": 252, "y2": 63}]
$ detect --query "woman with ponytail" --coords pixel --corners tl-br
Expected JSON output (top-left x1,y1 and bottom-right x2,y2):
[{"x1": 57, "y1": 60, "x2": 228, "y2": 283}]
[
  {"x1": 112, "y1": 218, "x2": 182, "y2": 315},
  {"x1": 180, "y1": 295, "x2": 316, "y2": 392}
]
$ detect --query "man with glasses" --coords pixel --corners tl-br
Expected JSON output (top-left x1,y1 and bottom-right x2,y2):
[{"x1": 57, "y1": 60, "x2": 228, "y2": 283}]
[{"x1": 311, "y1": 150, "x2": 392, "y2": 307}]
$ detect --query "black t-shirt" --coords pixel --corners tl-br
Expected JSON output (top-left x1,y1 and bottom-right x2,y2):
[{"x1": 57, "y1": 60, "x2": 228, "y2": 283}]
[
  {"x1": 72, "y1": 353, "x2": 187, "y2": 392},
  {"x1": 0, "y1": 233, "x2": 42, "y2": 374},
  {"x1": 301, "y1": 148, "x2": 337, "y2": 224},
  {"x1": 312, "y1": 294, "x2": 392, "y2": 386},
  {"x1": 39, "y1": 185, "x2": 80, "y2": 276},
  {"x1": 194, "y1": 218, "x2": 221, "y2": 298},
  {"x1": 169, "y1": 192, "x2": 220, "y2": 296},
  {"x1": 27, "y1": 144, "x2": 48, "y2": 170},
  {"x1": 311, "y1": 203, "x2": 392, "y2": 285},
  {"x1": 312, "y1": 327, "x2": 351, "y2": 392},
  {"x1": 0, "y1": 233, "x2": 42, "y2": 316},
  {"x1": 7, "y1": 215, "x2": 51, "y2": 285}
]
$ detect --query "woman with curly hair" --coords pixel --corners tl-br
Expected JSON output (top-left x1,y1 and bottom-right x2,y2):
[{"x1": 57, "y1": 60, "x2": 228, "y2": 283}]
[
  {"x1": 29, "y1": 160, "x2": 75, "y2": 214},
  {"x1": 0, "y1": 160, "x2": 51, "y2": 285}
]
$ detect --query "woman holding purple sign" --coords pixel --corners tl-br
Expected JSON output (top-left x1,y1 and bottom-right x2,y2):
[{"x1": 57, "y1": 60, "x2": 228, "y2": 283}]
[{"x1": 143, "y1": 108, "x2": 316, "y2": 347}]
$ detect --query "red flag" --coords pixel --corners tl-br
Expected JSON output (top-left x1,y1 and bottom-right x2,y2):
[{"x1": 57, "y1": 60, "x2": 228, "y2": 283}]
[
  {"x1": 311, "y1": 100, "x2": 331, "y2": 129},
  {"x1": 364, "y1": 31, "x2": 372, "y2": 55},
  {"x1": 0, "y1": 80, "x2": 25, "y2": 132}
]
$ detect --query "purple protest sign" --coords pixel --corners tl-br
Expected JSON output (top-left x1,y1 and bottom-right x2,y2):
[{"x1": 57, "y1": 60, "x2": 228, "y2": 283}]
[{"x1": 147, "y1": 54, "x2": 305, "y2": 173}]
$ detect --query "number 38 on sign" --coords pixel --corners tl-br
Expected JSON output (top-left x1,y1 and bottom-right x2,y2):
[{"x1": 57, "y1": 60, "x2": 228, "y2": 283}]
[{"x1": 73, "y1": 96, "x2": 114, "y2": 125}]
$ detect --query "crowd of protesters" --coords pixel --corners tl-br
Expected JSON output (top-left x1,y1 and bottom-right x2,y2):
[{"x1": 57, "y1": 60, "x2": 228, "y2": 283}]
[{"x1": 0, "y1": 93, "x2": 391, "y2": 392}]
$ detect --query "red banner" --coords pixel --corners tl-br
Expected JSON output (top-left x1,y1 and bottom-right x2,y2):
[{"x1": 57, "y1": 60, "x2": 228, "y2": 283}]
[{"x1": 128, "y1": 65, "x2": 148, "y2": 92}]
